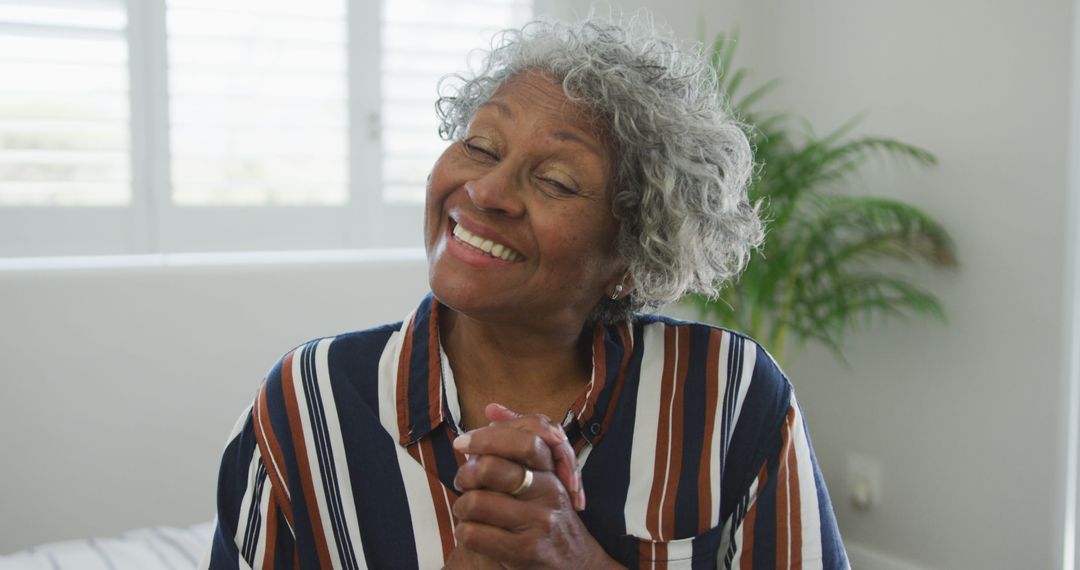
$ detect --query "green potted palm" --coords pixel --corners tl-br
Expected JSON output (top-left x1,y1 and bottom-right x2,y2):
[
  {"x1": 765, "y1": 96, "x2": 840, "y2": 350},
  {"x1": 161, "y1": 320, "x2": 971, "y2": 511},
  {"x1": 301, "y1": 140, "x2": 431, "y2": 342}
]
[{"x1": 685, "y1": 34, "x2": 958, "y2": 366}]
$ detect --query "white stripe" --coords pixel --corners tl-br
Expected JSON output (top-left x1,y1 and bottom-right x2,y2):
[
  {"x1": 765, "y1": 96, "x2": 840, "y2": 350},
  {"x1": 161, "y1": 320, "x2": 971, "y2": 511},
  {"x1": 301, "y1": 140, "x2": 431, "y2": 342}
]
[
  {"x1": 725, "y1": 475, "x2": 762, "y2": 570},
  {"x1": 440, "y1": 341, "x2": 462, "y2": 432},
  {"x1": 252, "y1": 475, "x2": 272, "y2": 569},
  {"x1": 791, "y1": 398, "x2": 824, "y2": 565},
  {"x1": 224, "y1": 404, "x2": 253, "y2": 450},
  {"x1": 313, "y1": 338, "x2": 368, "y2": 570},
  {"x1": 665, "y1": 535, "x2": 695, "y2": 563},
  {"x1": 289, "y1": 345, "x2": 345, "y2": 570},
  {"x1": 378, "y1": 328, "x2": 446, "y2": 570},
  {"x1": 707, "y1": 331, "x2": 732, "y2": 527},
  {"x1": 655, "y1": 327, "x2": 681, "y2": 541},
  {"x1": 730, "y1": 340, "x2": 756, "y2": 433},
  {"x1": 623, "y1": 322, "x2": 666, "y2": 538},
  {"x1": 233, "y1": 449, "x2": 261, "y2": 549}
]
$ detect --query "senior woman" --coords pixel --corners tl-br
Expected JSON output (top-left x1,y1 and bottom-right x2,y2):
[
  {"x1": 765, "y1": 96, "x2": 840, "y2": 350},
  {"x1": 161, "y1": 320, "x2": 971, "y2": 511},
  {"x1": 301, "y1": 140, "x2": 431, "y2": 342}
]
[{"x1": 205, "y1": 16, "x2": 846, "y2": 570}]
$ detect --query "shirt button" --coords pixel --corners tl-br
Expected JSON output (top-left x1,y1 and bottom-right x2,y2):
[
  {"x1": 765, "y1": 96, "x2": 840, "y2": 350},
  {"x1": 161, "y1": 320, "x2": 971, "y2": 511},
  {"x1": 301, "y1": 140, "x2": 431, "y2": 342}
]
[{"x1": 589, "y1": 423, "x2": 601, "y2": 435}]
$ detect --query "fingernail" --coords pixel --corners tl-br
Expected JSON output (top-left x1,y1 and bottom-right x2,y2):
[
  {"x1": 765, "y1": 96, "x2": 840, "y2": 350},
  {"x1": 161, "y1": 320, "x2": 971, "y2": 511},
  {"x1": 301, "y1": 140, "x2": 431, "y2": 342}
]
[
  {"x1": 491, "y1": 403, "x2": 509, "y2": 412},
  {"x1": 575, "y1": 469, "x2": 583, "y2": 493},
  {"x1": 453, "y1": 433, "x2": 472, "y2": 451},
  {"x1": 549, "y1": 424, "x2": 568, "y2": 442},
  {"x1": 453, "y1": 477, "x2": 462, "y2": 492},
  {"x1": 577, "y1": 489, "x2": 587, "y2": 511}
]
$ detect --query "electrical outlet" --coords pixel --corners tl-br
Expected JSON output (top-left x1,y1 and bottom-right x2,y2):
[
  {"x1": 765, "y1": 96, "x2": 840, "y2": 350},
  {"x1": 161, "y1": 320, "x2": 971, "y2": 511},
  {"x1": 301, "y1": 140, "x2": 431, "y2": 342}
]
[{"x1": 845, "y1": 453, "x2": 882, "y2": 511}]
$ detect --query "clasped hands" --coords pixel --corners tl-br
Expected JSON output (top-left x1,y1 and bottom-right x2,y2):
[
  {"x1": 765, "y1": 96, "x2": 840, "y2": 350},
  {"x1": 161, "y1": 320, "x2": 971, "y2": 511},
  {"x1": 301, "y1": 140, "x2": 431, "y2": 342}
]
[{"x1": 445, "y1": 403, "x2": 622, "y2": 569}]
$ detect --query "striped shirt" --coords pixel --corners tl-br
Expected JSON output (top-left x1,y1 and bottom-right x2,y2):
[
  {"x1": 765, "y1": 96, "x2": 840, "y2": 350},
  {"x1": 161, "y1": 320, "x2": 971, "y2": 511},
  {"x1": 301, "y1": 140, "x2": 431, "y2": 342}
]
[{"x1": 203, "y1": 294, "x2": 848, "y2": 569}]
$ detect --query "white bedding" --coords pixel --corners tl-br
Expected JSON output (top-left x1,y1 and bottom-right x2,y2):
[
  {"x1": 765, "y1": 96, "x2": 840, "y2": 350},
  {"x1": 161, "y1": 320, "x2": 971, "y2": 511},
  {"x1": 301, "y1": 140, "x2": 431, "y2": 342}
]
[{"x1": 0, "y1": 522, "x2": 213, "y2": 570}]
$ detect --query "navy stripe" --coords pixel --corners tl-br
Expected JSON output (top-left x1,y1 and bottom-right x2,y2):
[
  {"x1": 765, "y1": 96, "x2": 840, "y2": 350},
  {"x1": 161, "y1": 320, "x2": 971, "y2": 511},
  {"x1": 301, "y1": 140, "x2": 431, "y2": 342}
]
[
  {"x1": 690, "y1": 523, "x2": 725, "y2": 570},
  {"x1": 673, "y1": 324, "x2": 711, "y2": 537},
  {"x1": 298, "y1": 341, "x2": 360, "y2": 570},
  {"x1": 718, "y1": 334, "x2": 745, "y2": 525},
  {"x1": 329, "y1": 329, "x2": 422, "y2": 569},
  {"x1": 241, "y1": 460, "x2": 267, "y2": 562},
  {"x1": 209, "y1": 411, "x2": 257, "y2": 569},
  {"x1": 722, "y1": 498, "x2": 747, "y2": 566},
  {"x1": 578, "y1": 319, "x2": 646, "y2": 559}
]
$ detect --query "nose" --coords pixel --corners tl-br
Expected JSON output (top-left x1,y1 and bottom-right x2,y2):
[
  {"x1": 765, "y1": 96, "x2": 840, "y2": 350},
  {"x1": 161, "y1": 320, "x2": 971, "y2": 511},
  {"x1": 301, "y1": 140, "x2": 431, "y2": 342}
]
[{"x1": 464, "y1": 164, "x2": 525, "y2": 218}]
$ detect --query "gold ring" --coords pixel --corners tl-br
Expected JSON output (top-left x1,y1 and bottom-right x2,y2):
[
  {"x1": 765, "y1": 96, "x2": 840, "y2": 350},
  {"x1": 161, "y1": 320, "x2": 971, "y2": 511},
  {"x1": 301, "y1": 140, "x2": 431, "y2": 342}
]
[{"x1": 510, "y1": 467, "x2": 533, "y2": 496}]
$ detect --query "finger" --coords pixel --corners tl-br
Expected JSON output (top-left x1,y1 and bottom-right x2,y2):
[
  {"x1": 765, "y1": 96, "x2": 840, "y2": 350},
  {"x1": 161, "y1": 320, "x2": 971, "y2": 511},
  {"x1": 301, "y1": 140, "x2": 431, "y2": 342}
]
[
  {"x1": 481, "y1": 406, "x2": 583, "y2": 511},
  {"x1": 484, "y1": 402, "x2": 523, "y2": 421},
  {"x1": 455, "y1": 520, "x2": 530, "y2": 564},
  {"x1": 455, "y1": 455, "x2": 535, "y2": 495},
  {"x1": 452, "y1": 425, "x2": 555, "y2": 472},
  {"x1": 452, "y1": 487, "x2": 555, "y2": 530}
]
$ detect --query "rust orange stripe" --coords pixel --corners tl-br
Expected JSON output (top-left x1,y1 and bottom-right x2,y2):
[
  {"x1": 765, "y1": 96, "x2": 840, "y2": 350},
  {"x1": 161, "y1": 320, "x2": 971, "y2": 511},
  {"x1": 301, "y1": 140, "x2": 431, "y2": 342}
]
[
  {"x1": 279, "y1": 349, "x2": 333, "y2": 570},
  {"x1": 427, "y1": 300, "x2": 443, "y2": 429},
  {"x1": 776, "y1": 407, "x2": 796, "y2": 569},
  {"x1": 787, "y1": 410, "x2": 803, "y2": 569},
  {"x1": 740, "y1": 466, "x2": 767, "y2": 569},
  {"x1": 255, "y1": 383, "x2": 294, "y2": 528},
  {"x1": 646, "y1": 325, "x2": 678, "y2": 540},
  {"x1": 412, "y1": 439, "x2": 457, "y2": 562},
  {"x1": 264, "y1": 497, "x2": 279, "y2": 569},
  {"x1": 660, "y1": 326, "x2": 690, "y2": 540},
  {"x1": 697, "y1": 329, "x2": 722, "y2": 532}
]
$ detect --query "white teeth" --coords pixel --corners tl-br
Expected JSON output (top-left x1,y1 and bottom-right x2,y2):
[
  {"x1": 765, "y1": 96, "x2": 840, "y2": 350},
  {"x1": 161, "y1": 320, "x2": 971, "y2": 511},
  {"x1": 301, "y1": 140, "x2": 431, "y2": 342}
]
[{"x1": 452, "y1": 223, "x2": 522, "y2": 261}]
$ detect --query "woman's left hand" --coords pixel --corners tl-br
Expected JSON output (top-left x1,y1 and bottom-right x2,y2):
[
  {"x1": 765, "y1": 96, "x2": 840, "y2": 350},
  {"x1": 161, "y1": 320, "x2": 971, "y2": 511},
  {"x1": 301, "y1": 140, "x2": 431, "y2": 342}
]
[{"x1": 451, "y1": 422, "x2": 621, "y2": 569}]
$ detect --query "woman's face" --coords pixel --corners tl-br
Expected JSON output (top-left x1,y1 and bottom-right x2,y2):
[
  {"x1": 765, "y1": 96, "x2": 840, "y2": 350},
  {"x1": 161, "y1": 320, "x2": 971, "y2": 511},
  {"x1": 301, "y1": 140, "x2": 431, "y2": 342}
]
[{"x1": 425, "y1": 72, "x2": 623, "y2": 330}]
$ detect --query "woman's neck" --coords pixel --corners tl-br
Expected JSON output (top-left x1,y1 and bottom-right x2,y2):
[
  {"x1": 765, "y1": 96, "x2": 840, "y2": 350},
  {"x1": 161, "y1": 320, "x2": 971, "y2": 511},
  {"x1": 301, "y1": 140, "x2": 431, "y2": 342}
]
[{"x1": 440, "y1": 306, "x2": 593, "y2": 429}]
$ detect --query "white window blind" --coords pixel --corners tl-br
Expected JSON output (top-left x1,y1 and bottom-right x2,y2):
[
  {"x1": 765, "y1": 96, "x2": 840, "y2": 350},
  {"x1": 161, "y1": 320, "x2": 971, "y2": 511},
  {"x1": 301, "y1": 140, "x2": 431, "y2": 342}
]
[
  {"x1": 165, "y1": 0, "x2": 348, "y2": 206},
  {"x1": 380, "y1": 0, "x2": 531, "y2": 203},
  {"x1": 0, "y1": 0, "x2": 130, "y2": 206},
  {"x1": 0, "y1": 0, "x2": 536, "y2": 257}
]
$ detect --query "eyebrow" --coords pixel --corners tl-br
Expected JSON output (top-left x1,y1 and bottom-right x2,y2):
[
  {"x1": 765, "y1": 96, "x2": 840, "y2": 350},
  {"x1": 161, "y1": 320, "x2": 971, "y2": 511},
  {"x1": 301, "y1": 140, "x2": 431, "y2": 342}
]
[
  {"x1": 479, "y1": 100, "x2": 514, "y2": 119},
  {"x1": 551, "y1": 130, "x2": 606, "y2": 160},
  {"x1": 478, "y1": 99, "x2": 606, "y2": 159}
]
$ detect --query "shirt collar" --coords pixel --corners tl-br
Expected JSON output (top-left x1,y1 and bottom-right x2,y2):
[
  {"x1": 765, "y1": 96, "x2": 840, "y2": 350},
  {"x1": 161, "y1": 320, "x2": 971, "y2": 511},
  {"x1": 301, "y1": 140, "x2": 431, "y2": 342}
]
[{"x1": 395, "y1": 294, "x2": 635, "y2": 448}]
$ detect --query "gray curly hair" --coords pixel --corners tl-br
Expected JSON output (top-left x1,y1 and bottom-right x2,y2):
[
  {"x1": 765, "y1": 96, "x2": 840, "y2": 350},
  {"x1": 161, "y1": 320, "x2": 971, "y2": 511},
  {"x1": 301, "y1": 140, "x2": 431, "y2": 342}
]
[{"x1": 436, "y1": 15, "x2": 763, "y2": 323}]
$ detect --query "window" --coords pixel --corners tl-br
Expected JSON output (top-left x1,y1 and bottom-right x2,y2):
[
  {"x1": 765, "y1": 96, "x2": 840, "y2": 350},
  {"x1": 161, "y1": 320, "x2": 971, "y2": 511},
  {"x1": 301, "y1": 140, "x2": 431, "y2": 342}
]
[
  {"x1": 0, "y1": 0, "x2": 130, "y2": 207},
  {"x1": 0, "y1": 0, "x2": 532, "y2": 257}
]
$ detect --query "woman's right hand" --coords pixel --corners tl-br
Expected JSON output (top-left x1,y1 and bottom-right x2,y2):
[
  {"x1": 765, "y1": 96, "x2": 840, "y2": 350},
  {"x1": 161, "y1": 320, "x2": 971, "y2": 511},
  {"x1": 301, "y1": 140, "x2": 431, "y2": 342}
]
[
  {"x1": 481, "y1": 403, "x2": 584, "y2": 511},
  {"x1": 450, "y1": 421, "x2": 619, "y2": 569}
]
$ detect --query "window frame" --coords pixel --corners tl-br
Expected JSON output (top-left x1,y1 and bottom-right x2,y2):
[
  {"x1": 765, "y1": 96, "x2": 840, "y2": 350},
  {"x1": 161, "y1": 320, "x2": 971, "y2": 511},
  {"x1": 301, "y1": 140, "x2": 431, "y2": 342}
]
[{"x1": 0, "y1": 0, "x2": 427, "y2": 258}]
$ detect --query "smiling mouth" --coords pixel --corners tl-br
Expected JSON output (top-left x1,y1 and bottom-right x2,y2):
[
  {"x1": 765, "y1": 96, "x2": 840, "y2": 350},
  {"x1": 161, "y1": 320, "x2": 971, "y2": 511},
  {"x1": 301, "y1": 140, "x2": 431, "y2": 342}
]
[{"x1": 451, "y1": 222, "x2": 524, "y2": 262}]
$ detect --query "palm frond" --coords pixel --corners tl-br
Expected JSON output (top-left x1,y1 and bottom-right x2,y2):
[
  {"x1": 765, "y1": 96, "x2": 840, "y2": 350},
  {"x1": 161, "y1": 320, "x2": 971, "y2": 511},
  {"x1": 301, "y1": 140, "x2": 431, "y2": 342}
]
[{"x1": 685, "y1": 30, "x2": 957, "y2": 366}]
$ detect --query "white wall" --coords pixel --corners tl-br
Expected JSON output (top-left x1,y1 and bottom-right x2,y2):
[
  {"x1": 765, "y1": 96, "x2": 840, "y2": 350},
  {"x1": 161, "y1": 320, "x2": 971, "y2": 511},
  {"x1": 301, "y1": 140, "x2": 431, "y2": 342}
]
[
  {"x1": 703, "y1": 1, "x2": 1073, "y2": 569},
  {"x1": 0, "y1": 252, "x2": 430, "y2": 553}
]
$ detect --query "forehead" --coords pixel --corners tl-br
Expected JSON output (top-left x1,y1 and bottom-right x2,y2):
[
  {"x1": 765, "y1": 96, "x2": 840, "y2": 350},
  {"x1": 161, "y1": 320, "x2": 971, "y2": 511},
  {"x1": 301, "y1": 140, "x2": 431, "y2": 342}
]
[{"x1": 480, "y1": 72, "x2": 598, "y2": 132}]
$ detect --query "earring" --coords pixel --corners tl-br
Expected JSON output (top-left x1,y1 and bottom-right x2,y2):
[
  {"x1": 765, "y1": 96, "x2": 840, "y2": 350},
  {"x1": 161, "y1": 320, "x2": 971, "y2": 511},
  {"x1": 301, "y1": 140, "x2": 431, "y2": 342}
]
[{"x1": 610, "y1": 284, "x2": 624, "y2": 301}]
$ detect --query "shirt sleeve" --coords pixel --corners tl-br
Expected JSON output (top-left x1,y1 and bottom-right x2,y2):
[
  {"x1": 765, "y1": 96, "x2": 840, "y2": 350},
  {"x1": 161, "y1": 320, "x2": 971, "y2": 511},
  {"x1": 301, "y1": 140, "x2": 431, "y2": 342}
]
[
  {"x1": 720, "y1": 392, "x2": 849, "y2": 570},
  {"x1": 202, "y1": 396, "x2": 296, "y2": 570}
]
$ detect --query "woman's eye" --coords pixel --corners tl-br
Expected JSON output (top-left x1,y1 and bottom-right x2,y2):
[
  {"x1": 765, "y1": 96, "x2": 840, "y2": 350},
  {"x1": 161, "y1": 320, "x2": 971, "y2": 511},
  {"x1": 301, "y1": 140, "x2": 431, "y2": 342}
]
[
  {"x1": 541, "y1": 177, "x2": 578, "y2": 195},
  {"x1": 463, "y1": 140, "x2": 497, "y2": 160}
]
